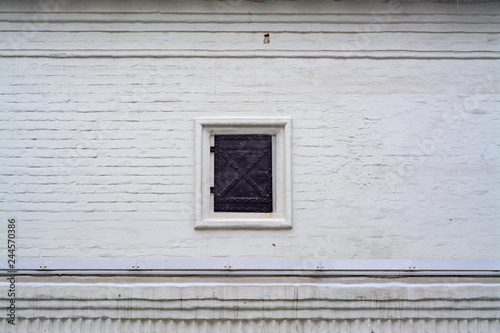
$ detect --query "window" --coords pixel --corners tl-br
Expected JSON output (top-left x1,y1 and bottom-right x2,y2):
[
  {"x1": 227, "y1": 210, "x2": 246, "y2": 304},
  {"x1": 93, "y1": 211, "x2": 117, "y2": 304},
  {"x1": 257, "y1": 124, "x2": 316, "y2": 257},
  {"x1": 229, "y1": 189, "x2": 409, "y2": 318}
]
[
  {"x1": 212, "y1": 135, "x2": 273, "y2": 213},
  {"x1": 195, "y1": 118, "x2": 292, "y2": 229}
]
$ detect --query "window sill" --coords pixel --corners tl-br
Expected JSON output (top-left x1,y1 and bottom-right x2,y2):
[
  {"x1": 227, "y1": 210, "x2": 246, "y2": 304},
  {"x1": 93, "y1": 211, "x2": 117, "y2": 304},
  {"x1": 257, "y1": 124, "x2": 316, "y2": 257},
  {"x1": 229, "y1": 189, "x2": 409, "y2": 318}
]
[{"x1": 195, "y1": 213, "x2": 292, "y2": 230}]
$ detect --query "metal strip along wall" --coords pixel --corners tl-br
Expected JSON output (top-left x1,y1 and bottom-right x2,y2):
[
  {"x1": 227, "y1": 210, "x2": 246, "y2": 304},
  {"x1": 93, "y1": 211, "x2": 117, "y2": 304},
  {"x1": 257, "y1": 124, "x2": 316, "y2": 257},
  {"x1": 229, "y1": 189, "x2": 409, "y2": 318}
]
[{"x1": 1, "y1": 258, "x2": 499, "y2": 275}]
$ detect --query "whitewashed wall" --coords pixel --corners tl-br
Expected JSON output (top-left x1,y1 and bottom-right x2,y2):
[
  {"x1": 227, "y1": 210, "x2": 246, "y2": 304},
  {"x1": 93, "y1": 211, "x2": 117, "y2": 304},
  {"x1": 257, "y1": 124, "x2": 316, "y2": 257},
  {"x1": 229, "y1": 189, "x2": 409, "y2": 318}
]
[
  {"x1": 1, "y1": 1, "x2": 499, "y2": 332},
  {"x1": 1, "y1": 0, "x2": 499, "y2": 260}
]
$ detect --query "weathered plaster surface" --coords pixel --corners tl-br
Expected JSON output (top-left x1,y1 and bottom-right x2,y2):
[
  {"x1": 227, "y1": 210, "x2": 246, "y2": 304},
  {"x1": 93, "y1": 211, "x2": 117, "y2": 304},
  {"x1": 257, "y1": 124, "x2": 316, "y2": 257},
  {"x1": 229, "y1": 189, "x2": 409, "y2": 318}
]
[{"x1": 1, "y1": 275, "x2": 499, "y2": 332}]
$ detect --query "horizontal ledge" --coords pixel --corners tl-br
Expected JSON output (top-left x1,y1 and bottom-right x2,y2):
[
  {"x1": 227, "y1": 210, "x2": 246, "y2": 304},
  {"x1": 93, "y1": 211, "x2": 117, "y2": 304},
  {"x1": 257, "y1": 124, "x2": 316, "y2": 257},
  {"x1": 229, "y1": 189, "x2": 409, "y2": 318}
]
[
  {"x1": 2, "y1": 29, "x2": 499, "y2": 34},
  {"x1": 1, "y1": 259, "x2": 498, "y2": 276},
  {"x1": 0, "y1": 12, "x2": 499, "y2": 21},
  {"x1": 0, "y1": 50, "x2": 499, "y2": 59}
]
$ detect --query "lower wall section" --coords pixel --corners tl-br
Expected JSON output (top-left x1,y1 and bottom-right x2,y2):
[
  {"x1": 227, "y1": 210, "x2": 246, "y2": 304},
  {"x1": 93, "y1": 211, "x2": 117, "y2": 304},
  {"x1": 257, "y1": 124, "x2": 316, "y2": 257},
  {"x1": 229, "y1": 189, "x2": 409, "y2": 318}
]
[
  {"x1": 1, "y1": 318, "x2": 499, "y2": 333},
  {"x1": 1, "y1": 275, "x2": 499, "y2": 332}
]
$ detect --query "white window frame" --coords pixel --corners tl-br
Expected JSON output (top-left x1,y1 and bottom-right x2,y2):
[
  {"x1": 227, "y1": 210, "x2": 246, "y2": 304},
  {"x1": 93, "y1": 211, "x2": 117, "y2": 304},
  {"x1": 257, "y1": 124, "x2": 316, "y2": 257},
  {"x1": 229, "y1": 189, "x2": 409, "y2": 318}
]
[{"x1": 195, "y1": 118, "x2": 292, "y2": 229}]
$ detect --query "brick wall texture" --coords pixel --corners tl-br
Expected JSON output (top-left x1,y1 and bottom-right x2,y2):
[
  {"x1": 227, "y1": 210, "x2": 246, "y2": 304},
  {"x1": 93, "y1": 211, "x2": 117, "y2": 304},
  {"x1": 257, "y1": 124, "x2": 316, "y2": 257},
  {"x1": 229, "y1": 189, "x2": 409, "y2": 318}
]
[{"x1": 0, "y1": 0, "x2": 499, "y2": 260}]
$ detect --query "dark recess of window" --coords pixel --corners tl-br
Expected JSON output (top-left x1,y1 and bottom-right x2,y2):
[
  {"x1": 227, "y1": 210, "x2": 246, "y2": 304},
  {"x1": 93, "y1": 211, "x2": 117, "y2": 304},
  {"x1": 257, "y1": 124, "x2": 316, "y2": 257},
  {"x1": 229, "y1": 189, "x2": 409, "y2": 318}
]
[{"x1": 211, "y1": 135, "x2": 272, "y2": 213}]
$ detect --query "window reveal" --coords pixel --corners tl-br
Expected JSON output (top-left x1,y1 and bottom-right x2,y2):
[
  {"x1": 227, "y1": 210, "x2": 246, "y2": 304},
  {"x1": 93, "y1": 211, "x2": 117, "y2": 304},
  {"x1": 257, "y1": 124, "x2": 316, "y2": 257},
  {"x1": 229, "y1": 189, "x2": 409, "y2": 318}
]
[{"x1": 211, "y1": 135, "x2": 272, "y2": 213}]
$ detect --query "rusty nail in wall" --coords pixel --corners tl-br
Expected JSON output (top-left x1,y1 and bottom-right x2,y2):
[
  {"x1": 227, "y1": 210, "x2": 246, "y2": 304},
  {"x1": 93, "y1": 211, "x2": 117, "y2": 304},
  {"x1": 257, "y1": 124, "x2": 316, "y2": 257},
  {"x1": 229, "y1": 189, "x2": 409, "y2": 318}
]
[{"x1": 264, "y1": 33, "x2": 270, "y2": 44}]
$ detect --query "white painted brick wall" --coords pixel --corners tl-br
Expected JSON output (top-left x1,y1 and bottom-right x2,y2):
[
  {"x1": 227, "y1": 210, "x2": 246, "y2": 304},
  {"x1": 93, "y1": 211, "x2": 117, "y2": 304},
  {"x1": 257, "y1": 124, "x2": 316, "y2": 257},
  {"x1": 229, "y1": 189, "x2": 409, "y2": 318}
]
[{"x1": 0, "y1": 0, "x2": 499, "y2": 260}]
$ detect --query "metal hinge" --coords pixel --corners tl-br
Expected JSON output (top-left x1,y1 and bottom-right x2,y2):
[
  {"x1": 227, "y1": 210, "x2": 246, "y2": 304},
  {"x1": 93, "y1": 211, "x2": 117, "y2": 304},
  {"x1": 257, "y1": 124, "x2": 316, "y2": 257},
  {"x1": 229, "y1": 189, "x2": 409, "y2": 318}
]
[
  {"x1": 210, "y1": 187, "x2": 215, "y2": 193},
  {"x1": 210, "y1": 146, "x2": 215, "y2": 152}
]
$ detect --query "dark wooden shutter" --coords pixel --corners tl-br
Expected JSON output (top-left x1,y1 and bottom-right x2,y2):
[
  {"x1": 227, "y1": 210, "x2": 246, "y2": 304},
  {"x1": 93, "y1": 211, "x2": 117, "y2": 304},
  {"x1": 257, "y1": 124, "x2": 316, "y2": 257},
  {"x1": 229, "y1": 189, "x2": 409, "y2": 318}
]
[{"x1": 212, "y1": 135, "x2": 272, "y2": 213}]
